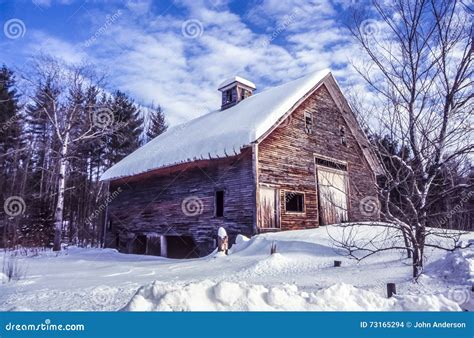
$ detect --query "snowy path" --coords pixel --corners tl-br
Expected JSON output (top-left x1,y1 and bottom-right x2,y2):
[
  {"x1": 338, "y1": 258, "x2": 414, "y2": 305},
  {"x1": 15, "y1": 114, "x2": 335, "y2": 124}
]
[{"x1": 0, "y1": 224, "x2": 472, "y2": 311}]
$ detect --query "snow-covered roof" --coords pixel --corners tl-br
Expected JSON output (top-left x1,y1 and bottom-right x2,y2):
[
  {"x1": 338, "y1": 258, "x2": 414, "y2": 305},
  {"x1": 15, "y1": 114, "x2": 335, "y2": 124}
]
[
  {"x1": 101, "y1": 69, "x2": 332, "y2": 181},
  {"x1": 218, "y1": 76, "x2": 256, "y2": 90}
]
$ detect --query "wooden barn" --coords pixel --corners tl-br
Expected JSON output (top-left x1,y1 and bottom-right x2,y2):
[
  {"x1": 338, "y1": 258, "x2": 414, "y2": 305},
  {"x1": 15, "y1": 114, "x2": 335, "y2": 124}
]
[{"x1": 100, "y1": 69, "x2": 383, "y2": 258}]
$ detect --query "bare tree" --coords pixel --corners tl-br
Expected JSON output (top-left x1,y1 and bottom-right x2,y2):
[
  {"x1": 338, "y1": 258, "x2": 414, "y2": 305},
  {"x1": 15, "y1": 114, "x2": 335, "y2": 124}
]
[{"x1": 345, "y1": 0, "x2": 472, "y2": 277}]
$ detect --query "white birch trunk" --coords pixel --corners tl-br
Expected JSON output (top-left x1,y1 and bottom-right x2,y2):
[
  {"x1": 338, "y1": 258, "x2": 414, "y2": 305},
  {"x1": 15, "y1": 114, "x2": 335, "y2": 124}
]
[{"x1": 53, "y1": 131, "x2": 69, "y2": 251}]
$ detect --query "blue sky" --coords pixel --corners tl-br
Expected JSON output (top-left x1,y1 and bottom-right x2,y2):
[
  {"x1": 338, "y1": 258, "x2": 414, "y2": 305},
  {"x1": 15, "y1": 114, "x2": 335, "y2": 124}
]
[{"x1": 0, "y1": 0, "x2": 374, "y2": 125}]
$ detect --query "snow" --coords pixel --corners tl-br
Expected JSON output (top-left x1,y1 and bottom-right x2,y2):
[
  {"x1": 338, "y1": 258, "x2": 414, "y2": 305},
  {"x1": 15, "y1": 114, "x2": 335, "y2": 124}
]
[
  {"x1": 218, "y1": 76, "x2": 256, "y2": 90},
  {"x1": 217, "y1": 227, "x2": 227, "y2": 238},
  {"x1": 1, "y1": 223, "x2": 472, "y2": 311},
  {"x1": 100, "y1": 69, "x2": 331, "y2": 181},
  {"x1": 235, "y1": 234, "x2": 250, "y2": 245},
  {"x1": 0, "y1": 272, "x2": 7, "y2": 283},
  {"x1": 122, "y1": 280, "x2": 460, "y2": 311},
  {"x1": 425, "y1": 242, "x2": 474, "y2": 285}
]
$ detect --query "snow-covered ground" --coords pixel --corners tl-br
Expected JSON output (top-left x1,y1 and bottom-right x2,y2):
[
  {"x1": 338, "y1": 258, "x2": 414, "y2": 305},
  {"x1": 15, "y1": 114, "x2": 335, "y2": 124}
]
[{"x1": 0, "y1": 223, "x2": 472, "y2": 311}]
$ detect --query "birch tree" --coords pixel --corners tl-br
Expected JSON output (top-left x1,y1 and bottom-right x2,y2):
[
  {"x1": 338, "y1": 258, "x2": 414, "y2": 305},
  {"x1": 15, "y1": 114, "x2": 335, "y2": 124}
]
[{"x1": 24, "y1": 58, "x2": 115, "y2": 251}]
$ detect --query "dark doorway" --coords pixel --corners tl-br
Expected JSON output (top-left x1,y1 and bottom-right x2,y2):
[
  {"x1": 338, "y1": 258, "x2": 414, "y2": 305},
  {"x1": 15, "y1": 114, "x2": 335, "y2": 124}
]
[
  {"x1": 166, "y1": 236, "x2": 199, "y2": 258},
  {"x1": 146, "y1": 236, "x2": 161, "y2": 256},
  {"x1": 132, "y1": 234, "x2": 147, "y2": 254}
]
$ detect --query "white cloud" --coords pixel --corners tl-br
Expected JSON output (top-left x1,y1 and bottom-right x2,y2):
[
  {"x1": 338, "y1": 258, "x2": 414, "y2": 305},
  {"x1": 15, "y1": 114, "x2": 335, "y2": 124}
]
[{"x1": 14, "y1": 0, "x2": 375, "y2": 126}]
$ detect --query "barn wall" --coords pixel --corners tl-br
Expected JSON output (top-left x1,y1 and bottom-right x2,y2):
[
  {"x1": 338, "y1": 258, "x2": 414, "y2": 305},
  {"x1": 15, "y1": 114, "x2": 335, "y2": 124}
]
[
  {"x1": 105, "y1": 148, "x2": 255, "y2": 256},
  {"x1": 257, "y1": 84, "x2": 378, "y2": 231}
]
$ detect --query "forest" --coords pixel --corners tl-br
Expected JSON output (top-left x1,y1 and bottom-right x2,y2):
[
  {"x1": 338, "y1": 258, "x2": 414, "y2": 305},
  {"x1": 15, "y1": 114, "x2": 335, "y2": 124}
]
[{"x1": 0, "y1": 56, "x2": 167, "y2": 250}]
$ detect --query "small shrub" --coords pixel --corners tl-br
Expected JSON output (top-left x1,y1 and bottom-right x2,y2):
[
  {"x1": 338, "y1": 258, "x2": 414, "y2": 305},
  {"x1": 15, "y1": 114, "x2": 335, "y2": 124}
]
[{"x1": 2, "y1": 256, "x2": 26, "y2": 283}]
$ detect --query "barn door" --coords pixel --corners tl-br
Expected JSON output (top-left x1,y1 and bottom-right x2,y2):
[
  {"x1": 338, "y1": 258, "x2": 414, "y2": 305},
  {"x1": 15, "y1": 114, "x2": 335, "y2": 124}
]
[
  {"x1": 258, "y1": 186, "x2": 279, "y2": 229},
  {"x1": 316, "y1": 167, "x2": 349, "y2": 225}
]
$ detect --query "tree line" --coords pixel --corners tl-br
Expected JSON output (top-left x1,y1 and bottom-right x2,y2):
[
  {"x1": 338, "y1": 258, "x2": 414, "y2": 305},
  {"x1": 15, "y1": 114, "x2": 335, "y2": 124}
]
[{"x1": 0, "y1": 57, "x2": 167, "y2": 250}]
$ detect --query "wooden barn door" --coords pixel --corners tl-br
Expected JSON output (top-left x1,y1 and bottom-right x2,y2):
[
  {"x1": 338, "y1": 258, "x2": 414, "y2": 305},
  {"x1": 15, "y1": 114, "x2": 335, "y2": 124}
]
[
  {"x1": 316, "y1": 166, "x2": 349, "y2": 225},
  {"x1": 258, "y1": 186, "x2": 280, "y2": 229}
]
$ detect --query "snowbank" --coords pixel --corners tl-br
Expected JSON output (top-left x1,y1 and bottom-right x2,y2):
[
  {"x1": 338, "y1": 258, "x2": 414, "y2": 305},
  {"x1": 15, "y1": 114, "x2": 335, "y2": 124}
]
[
  {"x1": 0, "y1": 272, "x2": 7, "y2": 283},
  {"x1": 424, "y1": 243, "x2": 474, "y2": 311},
  {"x1": 122, "y1": 280, "x2": 460, "y2": 312},
  {"x1": 425, "y1": 244, "x2": 474, "y2": 285}
]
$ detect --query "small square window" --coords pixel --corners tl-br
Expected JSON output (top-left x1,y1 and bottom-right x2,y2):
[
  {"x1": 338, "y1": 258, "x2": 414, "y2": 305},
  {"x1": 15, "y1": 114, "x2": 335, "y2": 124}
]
[
  {"x1": 340, "y1": 125, "x2": 347, "y2": 146},
  {"x1": 304, "y1": 112, "x2": 313, "y2": 134},
  {"x1": 285, "y1": 191, "x2": 304, "y2": 213},
  {"x1": 215, "y1": 190, "x2": 224, "y2": 217}
]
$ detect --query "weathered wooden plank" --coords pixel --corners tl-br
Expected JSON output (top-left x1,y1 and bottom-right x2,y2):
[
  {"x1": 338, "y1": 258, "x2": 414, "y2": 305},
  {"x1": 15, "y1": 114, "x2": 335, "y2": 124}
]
[
  {"x1": 106, "y1": 148, "x2": 255, "y2": 256},
  {"x1": 257, "y1": 84, "x2": 378, "y2": 231}
]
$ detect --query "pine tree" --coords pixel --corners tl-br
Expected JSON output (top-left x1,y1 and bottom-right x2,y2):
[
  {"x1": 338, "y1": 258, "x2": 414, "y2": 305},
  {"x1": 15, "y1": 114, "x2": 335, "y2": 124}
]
[
  {"x1": 0, "y1": 65, "x2": 22, "y2": 190},
  {"x1": 146, "y1": 104, "x2": 167, "y2": 142},
  {"x1": 105, "y1": 91, "x2": 143, "y2": 165},
  {"x1": 0, "y1": 65, "x2": 23, "y2": 248},
  {"x1": 23, "y1": 77, "x2": 60, "y2": 247}
]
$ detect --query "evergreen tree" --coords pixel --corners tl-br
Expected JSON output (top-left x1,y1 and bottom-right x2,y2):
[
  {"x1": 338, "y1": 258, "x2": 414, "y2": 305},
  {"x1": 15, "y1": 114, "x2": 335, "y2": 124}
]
[
  {"x1": 106, "y1": 91, "x2": 143, "y2": 165},
  {"x1": 0, "y1": 65, "x2": 22, "y2": 191},
  {"x1": 22, "y1": 77, "x2": 60, "y2": 247},
  {"x1": 146, "y1": 104, "x2": 167, "y2": 142},
  {"x1": 0, "y1": 65, "x2": 23, "y2": 248}
]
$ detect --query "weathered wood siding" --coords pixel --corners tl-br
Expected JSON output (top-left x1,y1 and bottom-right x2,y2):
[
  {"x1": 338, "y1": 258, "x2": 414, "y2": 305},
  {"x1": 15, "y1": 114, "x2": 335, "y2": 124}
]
[
  {"x1": 257, "y1": 84, "x2": 378, "y2": 231},
  {"x1": 106, "y1": 148, "x2": 255, "y2": 256}
]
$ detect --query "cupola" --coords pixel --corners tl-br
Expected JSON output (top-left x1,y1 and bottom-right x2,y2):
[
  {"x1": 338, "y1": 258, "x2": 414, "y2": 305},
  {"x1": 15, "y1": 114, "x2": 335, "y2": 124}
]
[{"x1": 218, "y1": 76, "x2": 256, "y2": 110}]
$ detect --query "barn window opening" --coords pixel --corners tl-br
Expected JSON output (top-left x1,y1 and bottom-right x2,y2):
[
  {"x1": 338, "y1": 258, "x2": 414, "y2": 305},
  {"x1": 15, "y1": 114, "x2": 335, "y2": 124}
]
[
  {"x1": 340, "y1": 125, "x2": 347, "y2": 146},
  {"x1": 224, "y1": 89, "x2": 233, "y2": 104},
  {"x1": 285, "y1": 191, "x2": 305, "y2": 213},
  {"x1": 240, "y1": 89, "x2": 248, "y2": 100},
  {"x1": 304, "y1": 112, "x2": 313, "y2": 134},
  {"x1": 215, "y1": 190, "x2": 224, "y2": 217}
]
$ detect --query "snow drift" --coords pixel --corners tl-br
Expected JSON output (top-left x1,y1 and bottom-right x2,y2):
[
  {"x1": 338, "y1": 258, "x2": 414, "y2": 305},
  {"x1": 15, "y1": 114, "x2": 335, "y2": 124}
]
[
  {"x1": 122, "y1": 279, "x2": 461, "y2": 312},
  {"x1": 425, "y1": 242, "x2": 474, "y2": 285}
]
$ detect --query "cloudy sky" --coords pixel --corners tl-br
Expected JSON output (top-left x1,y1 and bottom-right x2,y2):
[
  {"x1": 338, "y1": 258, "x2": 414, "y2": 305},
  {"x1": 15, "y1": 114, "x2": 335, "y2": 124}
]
[{"x1": 0, "y1": 0, "x2": 377, "y2": 125}]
